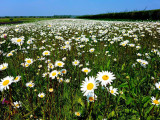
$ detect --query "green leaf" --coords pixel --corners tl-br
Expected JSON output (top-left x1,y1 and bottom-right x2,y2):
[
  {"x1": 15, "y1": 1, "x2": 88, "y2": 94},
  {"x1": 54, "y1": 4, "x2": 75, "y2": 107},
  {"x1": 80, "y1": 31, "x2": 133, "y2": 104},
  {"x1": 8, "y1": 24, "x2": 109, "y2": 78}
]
[
  {"x1": 145, "y1": 106, "x2": 154, "y2": 116},
  {"x1": 107, "y1": 60, "x2": 110, "y2": 69},
  {"x1": 119, "y1": 82, "x2": 129, "y2": 88},
  {"x1": 108, "y1": 111, "x2": 115, "y2": 118},
  {"x1": 98, "y1": 115, "x2": 103, "y2": 119},
  {"x1": 126, "y1": 97, "x2": 133, "y2": 105},
  {"x1": 121, "y1": 63, "x2": 125, "y2": 70}
]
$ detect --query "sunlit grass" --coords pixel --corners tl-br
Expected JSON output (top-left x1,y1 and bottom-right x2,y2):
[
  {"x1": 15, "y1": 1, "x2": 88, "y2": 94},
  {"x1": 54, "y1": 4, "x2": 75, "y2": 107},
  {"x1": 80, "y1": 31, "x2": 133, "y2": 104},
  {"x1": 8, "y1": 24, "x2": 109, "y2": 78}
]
[{"x1": 0, "y1": 19, "x2": 160, "y2": 119}]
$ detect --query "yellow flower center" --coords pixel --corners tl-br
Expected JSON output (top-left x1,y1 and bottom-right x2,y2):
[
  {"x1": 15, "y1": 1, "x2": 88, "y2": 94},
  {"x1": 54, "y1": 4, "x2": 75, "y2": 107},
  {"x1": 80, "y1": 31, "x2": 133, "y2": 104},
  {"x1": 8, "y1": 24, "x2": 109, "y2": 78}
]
[
  {"x1": 62, "y1": 70, "x2": 66, "y2": 73},
  {"x1": 2, "y1": 80, "x2": 9, "y2": 86},
  {"x1": 84, "y1": 69, "x2": 88, "y2": 73},
  {"x1": 2, "y1": 66, "x2": 7, "y2": 70},
  {"x1": 15, "y1": 77, "x2": 19, "y2": 81},
  {"x1": 52, "y1": 72, "x2": 57, "y2": 76},
  {"x1": 87, "y1": 83, "x2": 94, "y2": 90},
  {"x1": 89, "y1": 97, "x2": 94, "y2": 101},
  {"x1": 159, "y1": 86, "x2": 160, "y2": 89},
  {"x1": 40, "y1": 95, "x2": 44, "y2": 98},
  {"x1": 28, "y1": 84, "x2": 33, "y2": 87},
  {"x1": 25, "y1": 64, "x2": 29, "y2": 67},
  {"x1": 102, "y1": 75, "x2": 109, "y2": 81},
  {"x1": 74, "y1": 62, "x2": 78, "y2": 64},
  {"x1": 8, "y1": 53, "x2": 12, "y2": 56},
  {"x1": 153, "y1": 100, "x2": 159, "y2": 104},
  {"x1": 27, "y1": 60, "x2": 31, "y2": 64},
  {"x1": 57, "y1": 63, "x2": 62, "y2": 66},
  {"x1": 110, "y1": 90, "x2": 114, "y2": 94},
  {"x1": 49, "y1": 88, "x2": 53, "y2": 92},
  {"x1": 76, "y1": 112, "x2": 80, "y2": 116},
  {"x1": 16, "y1": 104, "x2": 19, "y2": 107},
  {"x1": 17, "y1": 39, "x2": 22, "y2": 42},
  {"x1": 44, "y1": 52, "x2": 48, "y2": 55}
]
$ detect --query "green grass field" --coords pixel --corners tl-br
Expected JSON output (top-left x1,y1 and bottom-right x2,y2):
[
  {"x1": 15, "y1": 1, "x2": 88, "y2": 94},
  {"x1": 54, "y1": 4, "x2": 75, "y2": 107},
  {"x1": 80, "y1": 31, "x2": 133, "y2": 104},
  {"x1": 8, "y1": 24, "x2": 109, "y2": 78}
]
[
  {"x1": 0, "y1": 18, "x2": 56, "y2": 25},
  {"x1": 0, "y1": 19, "x2": 160, "y2": 120}
]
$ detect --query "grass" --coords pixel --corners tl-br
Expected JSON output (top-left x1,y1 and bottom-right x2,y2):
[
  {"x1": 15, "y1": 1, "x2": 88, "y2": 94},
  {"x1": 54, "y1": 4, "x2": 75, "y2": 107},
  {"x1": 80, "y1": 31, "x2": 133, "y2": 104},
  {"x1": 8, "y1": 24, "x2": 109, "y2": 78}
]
[
  {"x1": 0, "y1": 18, "x2": 56, "y2": 25},
  {"x1": 0, "y1": 19, "x2": 160, "y2": 119}
]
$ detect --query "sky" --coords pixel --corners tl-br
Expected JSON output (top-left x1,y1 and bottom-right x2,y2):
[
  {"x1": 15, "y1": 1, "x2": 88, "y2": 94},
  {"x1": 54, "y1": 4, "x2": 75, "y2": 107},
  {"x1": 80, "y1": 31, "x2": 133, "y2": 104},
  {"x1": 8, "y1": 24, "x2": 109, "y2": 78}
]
[{"x1": 0, "y1": 0, "x2": 160, "y2": 16}]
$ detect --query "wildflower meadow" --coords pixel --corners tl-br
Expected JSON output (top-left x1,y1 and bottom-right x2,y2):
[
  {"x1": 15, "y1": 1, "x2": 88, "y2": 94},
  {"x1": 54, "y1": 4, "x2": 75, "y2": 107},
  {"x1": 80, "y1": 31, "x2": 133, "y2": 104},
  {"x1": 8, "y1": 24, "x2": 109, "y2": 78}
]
[{"x1": 0, "y1": 19, "x2": 160, "y2": 120}]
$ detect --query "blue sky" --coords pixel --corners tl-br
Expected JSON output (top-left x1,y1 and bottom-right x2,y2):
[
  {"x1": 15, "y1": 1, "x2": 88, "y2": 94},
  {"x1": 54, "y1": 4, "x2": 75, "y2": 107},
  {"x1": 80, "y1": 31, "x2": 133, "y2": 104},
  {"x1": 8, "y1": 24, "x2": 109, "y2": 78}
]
[{"x1": 0, "y1": 0, "x2": 160, "y2": 16}]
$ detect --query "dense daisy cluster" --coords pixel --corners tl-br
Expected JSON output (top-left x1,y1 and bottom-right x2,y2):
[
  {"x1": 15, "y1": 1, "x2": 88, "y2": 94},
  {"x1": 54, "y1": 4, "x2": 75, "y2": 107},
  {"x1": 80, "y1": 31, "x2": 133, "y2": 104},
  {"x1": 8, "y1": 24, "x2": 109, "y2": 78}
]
[{"x1": 0, "y1": 19, "x2": 160, "y2": 119}]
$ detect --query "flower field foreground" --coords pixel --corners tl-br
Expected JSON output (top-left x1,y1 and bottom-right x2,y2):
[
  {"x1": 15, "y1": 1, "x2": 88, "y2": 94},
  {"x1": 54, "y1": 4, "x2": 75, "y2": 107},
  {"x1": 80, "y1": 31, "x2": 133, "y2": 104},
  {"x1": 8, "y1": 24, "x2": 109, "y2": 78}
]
[{"x1": 0, "y1": 19, "x2": 160, "y2": 119}]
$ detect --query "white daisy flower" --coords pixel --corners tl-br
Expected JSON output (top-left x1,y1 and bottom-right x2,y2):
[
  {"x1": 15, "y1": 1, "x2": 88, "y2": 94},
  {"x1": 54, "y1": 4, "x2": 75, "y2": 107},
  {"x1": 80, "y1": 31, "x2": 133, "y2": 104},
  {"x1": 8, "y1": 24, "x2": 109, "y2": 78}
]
[
  {"x1": 89, "y1": 48, "x2": 95, "y2": 53},
  {"x1": 26, "y1": 81, "x2": 35, "y2": 88},
  {"x1": 25, "y1": 58, "x2": 33, "y2": 65},
  {"x1": 0, "y1": 76, "x2": 14, "y2": 91},
  {"x1": 72, "y1": 60, "x2": 80, "y2": 66},
  {"x1": 108, "y1": 86, "x2": 118, "y2": 96},
  {"x1": 82, "y1": 68, "x2": 91, "y2": 75},
  {"x1": 155, "y1": 82, "x2": 160, "y2": 90},
  {"x1": 49, "y1": 70, "x2": 58, "y2": 79},
  {"x1": 86, "y1": 92, "x2": 97, "y2": 102},
  {"x1": 13, "y1": 76, "x2": 21, "y2": 83},
  {"x1": 81, "y1": 76, "x2": 98, "y2": 96},
  {"x1": 13, "y1": 101, "x2": 22, "y2": 108},
  {"x1": 42, "y1": 51, "x2": 50, "y2": 56},
  {"x1": 0, "y1": 63, "x2": 8, "y2": 71},
  {"x1": 38, "y1": 92, "x2": 45, "y2": 98},
  {"x1": 151, "y1": 97, "x2": 160, "y2": 106},
  {"x1": 55, "y1": 61, "x2": 65, "y2": 67},
  {"x1": 96, "y1": 71, "x2": 116, "y2": 86}
]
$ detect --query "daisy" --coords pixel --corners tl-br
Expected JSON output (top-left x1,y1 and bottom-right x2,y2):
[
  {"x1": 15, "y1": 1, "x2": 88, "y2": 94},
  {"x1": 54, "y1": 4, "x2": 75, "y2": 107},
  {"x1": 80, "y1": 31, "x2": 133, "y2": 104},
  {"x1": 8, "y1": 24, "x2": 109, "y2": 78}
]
[
  {"x1": 96, "y1": 71, "x2": 116, "y2": 86},
  {"x1": 26, "y1": 81, "x2": 35, "y2": 88},
  {"x1": 0, "y1": 76, "x2": 14, "y2": 91},
  {"x1": 86, "y1": 92, "x2": 97, "y2": 102},
  {"x1": 65, "y1": 79, "x2": 70, "y2": 83},
  {"x1": 137, "y1": 53, "x2": 142, "y2": 56},
  {"x1": 48, "y1": 63, "x2": 54, "y2": 69},
  {"x1": 141, "y1": 60, "x2": 148, "y2": 68},
  {"x1": 62, "y1": 57, "x2": 66, "y2": 61},
  {"x1": 25, "y1": 58, "x2": 33, "y2": 65},
  {"x1": 42, "y1": 50, "x2": 50, "y2": 56},
  {"x1": 72, "y1": 60, "x2": 80, "y2": 66},
  {"x1": 129, "y1": 44, "x2": 135, "y2": 47},
  {"x1": 42, "y1": 72, "x2": 48, "y2": 77},
  {"x1": 75, "y1": 112, "x2": 81, "y2": 117},
  {"x1": 108, "y1": 86, "x2": 118, "y2": 96},
  {"x1": 59, "y1": 78, "x2": 63, "y2": 83},
  {"x1": 0, "y1": 63, "x2": 8, "y2": 71},
  {"x1": 49, "y1": 88, "x2": 54, "y2": 92},
  {"x1": 89, "y1": 48, "x2": 95, "y2": 53},
  {"x1": 49, "y1": 70, "x2": 58, "y2": 79},
  {"x1": 6, "y1": 52, "x2": 13, "y2": 57},
  {"x1": 81, "y1": 76, "x2": 98, "y2": 96},
  {"x1": 13, "y1": 101, "x2": 22, "y2": 108},
  {"x1": 55, "y1": 61, "x2": 65, "y2": 67},
  {"x1": 151, "y1": 97, "x2": 160, "y2": 106},
  {"x1": 38, "y1": 93, "x2": 45, "y2": 98},
  {"x1": 155, "y1": 82, "x2": 160, "y2": 90},
  {"x1": 11, "y1": 37, "x2": 24, "y2": 46},
  {"x1": 13, "y1": 76, "x2": 21, "y2": 83},
  {"x1": 60, "y1": 69, "x2": 67, "y2": 75},
  {"x1": 82, "y1": 68, "x2": 91, "y2": 75},
  {"x1": 27, "y1": 40, "x2": 33, "y2": 44}
]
